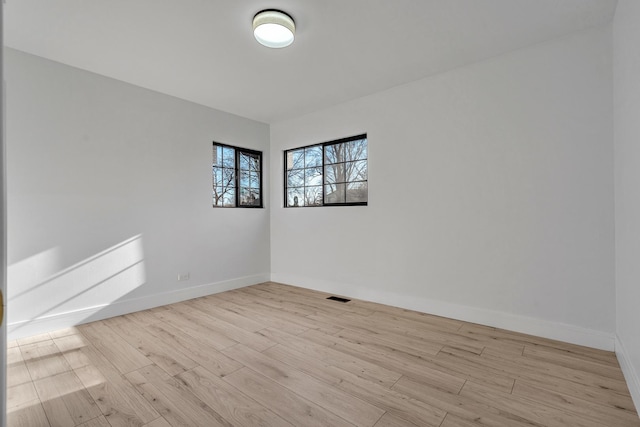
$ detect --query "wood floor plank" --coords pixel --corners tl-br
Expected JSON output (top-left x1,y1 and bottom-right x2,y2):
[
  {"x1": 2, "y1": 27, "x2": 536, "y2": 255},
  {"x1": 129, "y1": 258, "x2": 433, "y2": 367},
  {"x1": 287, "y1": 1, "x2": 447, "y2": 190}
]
[
  {"x1": 318, "y1": 311, "x2": 484, "y2": 355},
  {"x1": 169, "y1": 303, "x2": 275, "y2": 352},
  {"x1": 447, "y1": 344, "x2": 629, "y2": 395},
  {"x1": 512, "y1": 380, "x2": 640, "y2": 426},
  {"x1": 215, "y1": 290, "x2": 344, "y2": 335},
  {"x1": 439, "y1": 413, "x2": 497, "y2": 427},
  {"x1": 366, "y1": 309, "x2": 464, "y2": 334},
  {"x1": 7, "y1": 382, "x2": 39, "y2": 412},
  {"x1": 334, "y1": 325, "x2": 443, "y2": 358},
  {"x1": 7, "y1": 347, "x2": 32, "y2": 388},
  {"x1": 57, "y1": 336, "x2": 160, "y2": 425},
  {"x1": 77, "y1": 415, "x2": 110, "y2": 427},
  {"x1": 7, "y1": 399, "x2": 51, "y2": 427},
  {"x1": 222, "y1": 367, "x2": 356, "y2": 427},
  {"x1": 184, "y1": 297, "x2": 266, "y2": 332},
  {"x1": 302, "y1": 328, "x2": 494, "y2": 394},
  {"x1": 325, "y1": 329, "x2": 466, "y2": 394},
  {"x1": 34, "y1": 371, "x2": 102, "y2": 426},
  {"x1": 104, "y1": 318, "x2": 199, "y2": 376},
  {"x1": 17, "y1": 333, "x2": 52, "y2": 347},
  {"x1": 309, "y1": 311, "x2": 450, "y2": 354},
  {"x1": 52, "y1": 334, "x2": 89, "y2": 354},
  {"x1": 234, "y1": 287, "x2": 325, "y2": 317},
  {"x1": 149, "y1": 306, "x2": 239, "y2": 351},
  {"x1": 262, "y1": 343, "x2": 447, "y2": 427},
  {"x1": 215, "y1": 299, "x2": 310, "y2": 335},
  {"x1": 143, "y1": 418, "x2": 172, "y2": 427},
  {"x1": 21, "y1": 340, "x2": 73, "y2": 381},
  {"x1": 522, "y1": 345, "x2": 626, "y2": 380},
  {"x1": 145, "y1": 322, "x2": 243, "y2": 377},
  {"x1": 474, "y1": 348, "x2": 636, "y2": 411},
  {"x1": 373, "y1": 413, "x2": 419, "y2": 427},
  {"x1": 222, "y1": 343, "x2": 385, "y2": 427},
  {"x1": 176, "y1": 366, "x2": 296, "y2": 427},
  {"x1": 73, "y1": 363, "x2": 150, "y2": 427},
  {"x1": 257, "y1": 327, "x2": 402, "y2": 388},
  {"x1": 459, "y1": 323, "x2": 619, "y2": 366},
  {"x1": 391, "y1": 375, "x2": 541, "y2": 427},
  {"x1": 357, "y1": 312, "x2": 489, "y2": 354},
  {"x1": 107, "y1": 310, "x2": 161, "y2": 330},
  {"x1": 461, "y1": 380, "x2": 616, "y2": 427},
  {"x1": 49, "y1": 328, "x2": 81, "y2": 339},
  {"x1": 125, "y1": 365, "x2": 233, "y2": 427},
  {"x1": 78, "y1": 322, "x2": 152, "y2": 375}
]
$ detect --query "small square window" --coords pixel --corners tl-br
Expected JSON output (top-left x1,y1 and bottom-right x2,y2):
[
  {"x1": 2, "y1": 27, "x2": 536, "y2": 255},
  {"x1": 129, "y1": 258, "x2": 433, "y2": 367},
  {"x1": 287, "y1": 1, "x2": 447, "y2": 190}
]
[{"x1": 213, "y1": 142, "x2": 263, "y2": 208}]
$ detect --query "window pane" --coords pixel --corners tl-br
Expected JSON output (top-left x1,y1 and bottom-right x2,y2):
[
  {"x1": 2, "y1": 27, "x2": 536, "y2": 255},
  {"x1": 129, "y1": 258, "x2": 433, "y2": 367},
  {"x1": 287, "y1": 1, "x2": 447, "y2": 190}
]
[
  {"x1": 220, "y1": 168, "x2": 235, "y2": 187},
  {"x1": 240, "y1": 188, "x2": 260, "y2": 206},
  {"x1": 305, "y1": 145, "x2": 322, "y2": 167},
  {"x1": 238, "y1": 171, "x2": 247, "y2": 188},
  {"x1": 324, "y1": 163, "x2": 347, "y2": 184},
  {"x1": 305, "y1": 186, "x2": 322, "y2": 206},
  {"x1": 222, "y1": 188, "x2": 236, "y2": 207},
  {"x1": 347, "y1": 139, "x2": 368, "y2": 161},
  {"x1": 346, "y1": 181, "x2": 368, "y2": 203},
  {"x1": 287, "y1": 149, "x2": 304, "y2": 170},
  {"x1": 238, "y1": 150, "x2": 261, "y2": 207},
  {"x1": 248, "y1": 189, "x2": 261, "y2": 206},
  {"x1": 239, "y1": 153, "x2": 249, "y2": 171},
  {"x1": 324, "y1": 144, "x2": 341, "y2": 164},
  {"x1": 240, "y1": 153, "x2": 260, "y2": 172},
  {"x1": 213, "y1": 186, "x2": 235, "y2": 207},
  {"x1": 287, "y1": 187, "x2": 304, "y2": 207},
  {"x1": 325, "y1": 183, "x2": 346, "y2": 204},
  {"x1": 305, "y1": 167, "x2": 322, "y2": 186},
  {"x1": 222, "y1": 147, "x2": 235, "y2": 168},
  {"x1": 212, "y1": 168, "x2": 223, "y2": 186},
  {"x1": 346, "y1": 160, "x2": 368, "y2": 182},
  {"x1": 213, "y1": 187, "x2": 223, "y2": 206},
  {"x1": 249, "y1": 172, "x2": 260, "y2": 188},
  {"x1": 213, "y1": 165, "x2": 235, "y2": 208},
  {"x1": 213, "y1": 145, "x2": 223, "y2": 167},
  {"x1": 249, "y1": 155, "x2": 260, "y2": 172},
  {"x1": 287, "y1": 169, "x2": 304, "y2": 187}
]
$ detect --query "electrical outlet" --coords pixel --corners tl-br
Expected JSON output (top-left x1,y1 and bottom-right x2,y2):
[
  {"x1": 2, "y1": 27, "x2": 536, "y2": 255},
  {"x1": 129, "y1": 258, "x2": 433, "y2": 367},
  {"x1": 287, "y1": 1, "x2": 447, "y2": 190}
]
[{"x1": 177, "y1": 273, "x2": 190, "y2": 281}]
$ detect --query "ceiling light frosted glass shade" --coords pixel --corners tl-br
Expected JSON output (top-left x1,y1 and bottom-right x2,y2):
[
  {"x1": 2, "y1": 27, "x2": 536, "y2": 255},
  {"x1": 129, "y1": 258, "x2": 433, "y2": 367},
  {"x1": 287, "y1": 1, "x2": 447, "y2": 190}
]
[{"x1": 253, "y1": 10, "x2": 295, "y2": 48}]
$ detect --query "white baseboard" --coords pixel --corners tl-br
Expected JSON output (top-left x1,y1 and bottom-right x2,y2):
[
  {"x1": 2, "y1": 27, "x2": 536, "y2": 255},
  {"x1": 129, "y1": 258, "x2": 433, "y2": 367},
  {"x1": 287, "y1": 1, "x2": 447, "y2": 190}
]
[
  {"x1": 271, "y1": 273, "x2": 615, "y2": 351},
  {"x1": 7, "y1": 273, "x2": 269, "y2": 340},
  {"x1": 616, "y1": 335, "x2": 640, "y2": 412}
]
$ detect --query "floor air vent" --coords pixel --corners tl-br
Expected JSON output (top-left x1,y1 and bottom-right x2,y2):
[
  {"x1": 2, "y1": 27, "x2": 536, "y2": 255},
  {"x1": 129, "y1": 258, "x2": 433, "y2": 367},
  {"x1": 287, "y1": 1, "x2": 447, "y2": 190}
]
[{"x1": 327, "y1": 296, "x2": 351, "y2": 303}]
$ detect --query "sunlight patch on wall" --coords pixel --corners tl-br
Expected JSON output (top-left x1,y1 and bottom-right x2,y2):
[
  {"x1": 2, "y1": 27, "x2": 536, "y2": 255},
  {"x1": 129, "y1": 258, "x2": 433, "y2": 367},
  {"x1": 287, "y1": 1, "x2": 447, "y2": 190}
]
[
  {"x1": 8, "y1": 247, "x2": 63, "y2": 299},
  {"x1": 7, "y1": 235, "x2": 146, "y2": 329}
]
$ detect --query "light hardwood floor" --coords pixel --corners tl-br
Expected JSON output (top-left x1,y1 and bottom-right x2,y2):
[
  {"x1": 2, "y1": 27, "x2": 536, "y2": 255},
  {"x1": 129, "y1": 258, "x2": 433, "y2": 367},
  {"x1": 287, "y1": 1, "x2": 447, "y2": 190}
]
[{"x1": 7, "y1": 282, "x2": 640, "y2": 426}]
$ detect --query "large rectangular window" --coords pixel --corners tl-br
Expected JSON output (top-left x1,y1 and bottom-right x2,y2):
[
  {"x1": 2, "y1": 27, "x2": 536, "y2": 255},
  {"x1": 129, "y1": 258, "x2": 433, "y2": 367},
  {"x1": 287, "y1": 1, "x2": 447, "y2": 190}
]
[
  {"x1": 285, "y1": 134, "x2": 367, "y2": 207},
  {"x1": 213, "y1": 142, "x2": 262, "y2": 208}
]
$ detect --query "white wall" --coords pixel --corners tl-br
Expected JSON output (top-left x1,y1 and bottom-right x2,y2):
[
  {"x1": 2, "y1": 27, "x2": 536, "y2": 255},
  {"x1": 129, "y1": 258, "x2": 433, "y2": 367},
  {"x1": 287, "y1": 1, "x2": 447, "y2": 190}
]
[
  {"x1": 613, "y1": 0, "x2": 640, "y2": 409},
  {"x1": 5, "y1": 48, "x2": 270, "y2": 339},
  {"x1": 271, "y1": 26, "x2": 615, "y2": 350}
]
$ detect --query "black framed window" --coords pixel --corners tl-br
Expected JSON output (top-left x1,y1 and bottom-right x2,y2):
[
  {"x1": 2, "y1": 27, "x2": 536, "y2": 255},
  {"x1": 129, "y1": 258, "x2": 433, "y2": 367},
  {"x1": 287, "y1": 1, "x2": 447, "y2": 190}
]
[
  {"x1": 213, "y1": 142, "x2": 263, "y2": 208},
  {"x1": 285, "y1": 134, "x2": 367, "y2": 207}
]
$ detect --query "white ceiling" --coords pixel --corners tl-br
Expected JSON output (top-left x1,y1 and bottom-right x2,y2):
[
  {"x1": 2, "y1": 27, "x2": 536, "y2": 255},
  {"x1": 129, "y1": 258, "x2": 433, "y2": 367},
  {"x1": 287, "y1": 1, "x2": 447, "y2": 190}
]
[{"x1": 5, "y1": 0, "x2": 617, "y2": 124}]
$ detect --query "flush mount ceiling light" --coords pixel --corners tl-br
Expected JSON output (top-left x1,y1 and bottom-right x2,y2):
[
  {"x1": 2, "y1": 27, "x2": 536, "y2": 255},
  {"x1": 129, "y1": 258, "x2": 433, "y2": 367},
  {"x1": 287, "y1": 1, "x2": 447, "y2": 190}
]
[{"x1": 253, "y1": 9, "x2": 295, "y2": 48}]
